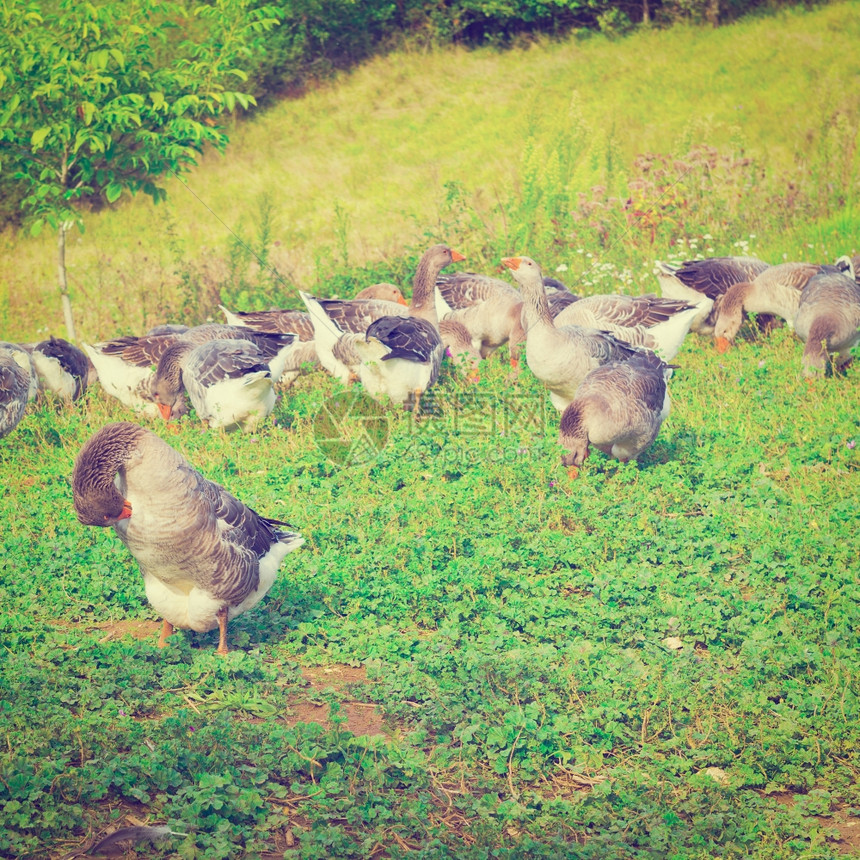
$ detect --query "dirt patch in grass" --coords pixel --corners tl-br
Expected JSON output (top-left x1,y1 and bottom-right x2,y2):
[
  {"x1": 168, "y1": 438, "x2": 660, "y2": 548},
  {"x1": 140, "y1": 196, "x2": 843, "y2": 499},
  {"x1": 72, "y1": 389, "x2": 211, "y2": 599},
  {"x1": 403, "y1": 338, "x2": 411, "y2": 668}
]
[
  {"x1": 92, "y1": 618, "x2": 162, "y2": 642},
  {"x1": 769, "y1": 791, "x2": 860, "y2": 855},
  {"x1": 287, "y1": 664, "x2": 390, "y2": 738}
]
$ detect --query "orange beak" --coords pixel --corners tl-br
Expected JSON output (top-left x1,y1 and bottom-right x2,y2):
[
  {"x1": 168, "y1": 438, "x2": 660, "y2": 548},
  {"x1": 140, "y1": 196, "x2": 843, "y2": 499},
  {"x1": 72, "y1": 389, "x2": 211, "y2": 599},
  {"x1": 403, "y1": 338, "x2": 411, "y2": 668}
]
[
  {"x1": 510, "y1": 357, "x2": 520, "y2": 371},
  {"x1": 157, "y1": 402, "x2": 172, "y2": 420},
  {"x1": 567, "y1": 466, "x2": 580, "y2": 480},
  {"x1": 715, "y1": 337, "x2": 730, "y2": 354},
  {"x1": 396, "y1": 293, "x2": 408, "y2": 306},
  {"x1": 451, "y1": 250, "x2": 466, "y2": 263},
  {"x1": 118, "y1": 500, "x2": 132, "y2": 520},
  {"x1": 501, "y1": 257, "x2": 521, "y2": 271}
]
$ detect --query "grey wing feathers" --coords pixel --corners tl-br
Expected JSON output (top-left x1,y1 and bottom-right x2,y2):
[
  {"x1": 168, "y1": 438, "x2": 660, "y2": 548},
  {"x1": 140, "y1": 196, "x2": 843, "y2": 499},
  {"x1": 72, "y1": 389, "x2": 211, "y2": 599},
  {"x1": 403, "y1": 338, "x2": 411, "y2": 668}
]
[
  {"x1": 223, "y1": 309, "x2": 315, "y2": 340},
  {"x1": 366, "y1": 316, "x2": 442, "y2": 363},
  {"x1": 316, "y1": 299, "x2": 408, "y2": 333},
  {"x1": 436, "y1": 272, "x2": 518, "y2": 308},
  {"x1": 186, "y1": 341, "x2": 270, "y2": 387},
  {"x1": 670, "y1": 257, "x2": 770, "y2": 299}
]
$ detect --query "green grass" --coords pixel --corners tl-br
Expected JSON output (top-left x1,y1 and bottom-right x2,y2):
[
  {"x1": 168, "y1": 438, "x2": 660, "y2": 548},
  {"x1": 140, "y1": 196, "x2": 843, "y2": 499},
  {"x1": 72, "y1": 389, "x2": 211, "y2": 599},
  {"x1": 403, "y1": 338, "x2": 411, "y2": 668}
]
[
  {"x1": 1, "y1": 325, "x2": 858, "y2": 858},
  {"x1": 1, "y1": 3, "x2": 860, "y2": 858}
]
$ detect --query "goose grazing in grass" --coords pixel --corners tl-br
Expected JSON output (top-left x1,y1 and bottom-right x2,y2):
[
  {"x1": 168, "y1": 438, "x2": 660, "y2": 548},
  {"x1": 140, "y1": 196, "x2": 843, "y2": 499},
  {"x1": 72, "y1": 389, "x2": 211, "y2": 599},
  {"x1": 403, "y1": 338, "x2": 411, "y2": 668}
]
[
  {"x1": 0, "y1": 347, "x2": 30, "y2": 438},
  {"x1": 792, "y1": 269, "x2": 860, "y2": 376},
  {"x1": 553, "y1": 294, "x2": 699, "y2": 361},
  {"x1": 84, "y1": 326, "x2": 295, "y2": 416},
  {"x1": 656, "y1": 256, "x2": 770, "y2": 334},
  {"x1": 351, "y1": 244, "x2": 464, "y2": 409},
  {"x1": 72, "y1": 422, "x2": 304, "y2": 654},
  {"x1": 501, "y1": 255, "x2": 642, "y2": 411},
  {"x1": 713, "y1": 261, "x2": 849, "y2": 352},
  {"x1": 152, "y1": 338, "x2": 282, "y2": 431},
  {"x1": 31, "y1": 336, "x2": 91, "y2": 400},
  {"x1": 559, "y1": 349, "x2": 674, "y2": 475}
]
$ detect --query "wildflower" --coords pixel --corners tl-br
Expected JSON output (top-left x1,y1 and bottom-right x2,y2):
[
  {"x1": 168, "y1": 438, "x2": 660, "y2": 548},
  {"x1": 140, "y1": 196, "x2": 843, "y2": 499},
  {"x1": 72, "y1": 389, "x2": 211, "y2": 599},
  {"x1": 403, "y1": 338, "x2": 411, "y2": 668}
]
[
  {"x1": 848, "y1": 440, "x2": 857, "y2": 450},
  {"x1": 549, "y1": 480, "x2": 557, "y2": 488},
  {"x1": 555, "y1": 264, "x2": 569, "y2": 273}
]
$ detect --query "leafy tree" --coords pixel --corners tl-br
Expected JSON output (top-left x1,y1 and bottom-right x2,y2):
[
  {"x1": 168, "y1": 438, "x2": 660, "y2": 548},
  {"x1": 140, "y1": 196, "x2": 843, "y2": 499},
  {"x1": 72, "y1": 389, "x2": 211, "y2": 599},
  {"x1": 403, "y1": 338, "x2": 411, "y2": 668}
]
[{"x1": 0, "y1": 0, "x2": 281, "y2": 340}]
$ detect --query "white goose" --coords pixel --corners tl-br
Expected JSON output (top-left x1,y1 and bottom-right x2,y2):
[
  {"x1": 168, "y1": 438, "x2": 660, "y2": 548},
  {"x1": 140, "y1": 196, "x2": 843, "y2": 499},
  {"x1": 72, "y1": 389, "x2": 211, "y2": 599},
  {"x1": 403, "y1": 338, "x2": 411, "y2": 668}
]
[
  {"x1": 793, "y1": 270, "x2": 860, "y2": 376},
  {"x1": 72, "y1": 422, "x2": 304, "y2": 654},
  {"x1": 713, "y1": 259, "x2": 854, "y2": 351},
  {"x1": 350, "y1": 244, "x2": 464, "y2": 408},
  {"x1": 0, "y1": 347, "x2": 30, "y2": 438},
  {"x1": 656, "y1": 256, "x2": 770, "y2": 334},
  {"x1": 31, "y1": 336, "x2": 91, "y2": 400},
  {"x1": 559, "y1": 349, "x2": 674, "y2": 474},
  {"x1": 501, "y1": 255, "x2": 642, "y2": 412}
]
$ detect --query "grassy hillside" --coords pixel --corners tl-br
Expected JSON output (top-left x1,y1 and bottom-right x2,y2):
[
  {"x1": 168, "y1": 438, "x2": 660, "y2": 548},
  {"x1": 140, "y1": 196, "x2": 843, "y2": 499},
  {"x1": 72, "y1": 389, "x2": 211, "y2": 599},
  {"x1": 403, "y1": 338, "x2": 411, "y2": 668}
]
[
  {"x1": 1, "y1": 1, "x2": 859, "y2": 341},
  {"x1": 1, "y1": 4, "x2": 859, "y2": 858}
]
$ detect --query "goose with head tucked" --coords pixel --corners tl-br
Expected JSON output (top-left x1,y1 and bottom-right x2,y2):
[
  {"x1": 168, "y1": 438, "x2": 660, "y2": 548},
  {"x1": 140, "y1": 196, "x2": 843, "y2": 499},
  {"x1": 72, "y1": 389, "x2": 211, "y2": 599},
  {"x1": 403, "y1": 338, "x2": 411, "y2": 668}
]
[
  {"x1": 656, "y1": 256, "x2": 770, "y2": 334},
  {"x1": 793, "y1": 269, "x2": 860, "y2": 376},
  {"x1": 559, "y1": 349, "x2": 674, "y2": 475},
  {"x1": 72, "y1": 422, "x2": 304, "y2": 654},
  {"x1": 501, "y1": 255, "x2": 643, "y2": 412},
  {"x1": 300, "y1": 288, "x2": 411, "y2": 384},
  {"x1": 713, "y1": 259, "x2": 854, "y2": 351}
]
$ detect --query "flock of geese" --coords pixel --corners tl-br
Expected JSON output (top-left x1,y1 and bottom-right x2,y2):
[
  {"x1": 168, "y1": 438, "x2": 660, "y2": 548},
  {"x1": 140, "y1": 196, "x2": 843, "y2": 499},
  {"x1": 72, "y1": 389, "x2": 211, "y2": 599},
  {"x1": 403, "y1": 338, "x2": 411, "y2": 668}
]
[{"x1": 3, "y1": 243, "x2": 859, "y2": 653}]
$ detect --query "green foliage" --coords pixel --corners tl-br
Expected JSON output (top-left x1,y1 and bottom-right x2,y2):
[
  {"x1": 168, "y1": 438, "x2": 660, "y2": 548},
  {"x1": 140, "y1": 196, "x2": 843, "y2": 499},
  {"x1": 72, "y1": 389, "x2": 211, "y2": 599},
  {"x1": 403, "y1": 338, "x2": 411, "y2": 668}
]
[{"x1": 0, "y1": 0, "x2": 280, "y2": 233}]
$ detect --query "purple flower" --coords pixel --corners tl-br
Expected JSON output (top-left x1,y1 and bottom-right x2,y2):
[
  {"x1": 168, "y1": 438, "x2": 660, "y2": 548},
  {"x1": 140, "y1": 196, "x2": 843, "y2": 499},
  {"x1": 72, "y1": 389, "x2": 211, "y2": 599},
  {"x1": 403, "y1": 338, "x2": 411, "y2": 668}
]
[
  {"x1": 549, "y1": 480, "x2": 557, "y2": 488},
  {"x1": 848, "y1": 440, "x2": 856, "y2": 450}
]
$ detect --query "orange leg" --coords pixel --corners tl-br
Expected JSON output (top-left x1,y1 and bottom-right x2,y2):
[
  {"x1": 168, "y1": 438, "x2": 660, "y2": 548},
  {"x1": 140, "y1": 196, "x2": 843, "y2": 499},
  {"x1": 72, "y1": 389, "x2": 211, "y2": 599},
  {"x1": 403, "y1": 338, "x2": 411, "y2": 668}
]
[
  {"x1": 216, "y1": 606, "x2": 229, "y2": 656},
  {"x1": 157, "y1": 619, "x2": 175, "y2": 648}
]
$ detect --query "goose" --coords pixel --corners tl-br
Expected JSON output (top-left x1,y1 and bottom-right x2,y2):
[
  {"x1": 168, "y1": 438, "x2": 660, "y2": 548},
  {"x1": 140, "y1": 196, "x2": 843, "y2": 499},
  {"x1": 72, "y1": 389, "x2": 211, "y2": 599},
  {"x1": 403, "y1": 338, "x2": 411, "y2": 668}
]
[
  {"x1": 220, "y1": 285, "x2": 408, "y2": 386},
  {"x1": 0, "y1": 341, "x2": 38, "y2": 401},
  {"x1": 793, "y1": 270, "x2": 860, "y2": 376},
  {"x1": 152, "y1": 338, "x2": 281, "y2": 431},
  {"x1": 501, "y1": 255, "x2": 642, "y2": 411},
  {"x1": 301, "y1": 293, "x2": 411, "y2": 384},
  {"x1": 656, "y1": 256, "x2": 770, "y2": 334},
  {"x1": 0, "y1": 348, "x2": 30, "y2": 438},
  {"x1": 220, "y1": 283, "x2": 407, "y2": 334},
  {"x1": 84, "y1": 326, "x2": 296, "y2": 416},
  {"x1": 72, "y1": 422, "x2": 304, "y2": 654},
  {"x1": 350, "y1": 244, "x2": 464, "y2": 409},
  {"x1": 559, "y1": 349, "x2": 673, "y2": 474},
  {"x1": 434, "y1": 271, "x2": 525, "y2": 360},
  {"x1": 439, "y1": 319, "x2": 483, "y2": 372},
  {"x1": 553, "y1": 294, "x2": 699, "y2": 361},
  {"x1": 713, "y1": 261, "x2": 847, "y2": 351},
  {"x1": 31, "y1": 336, "x2": 91, "y2": 400}
]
